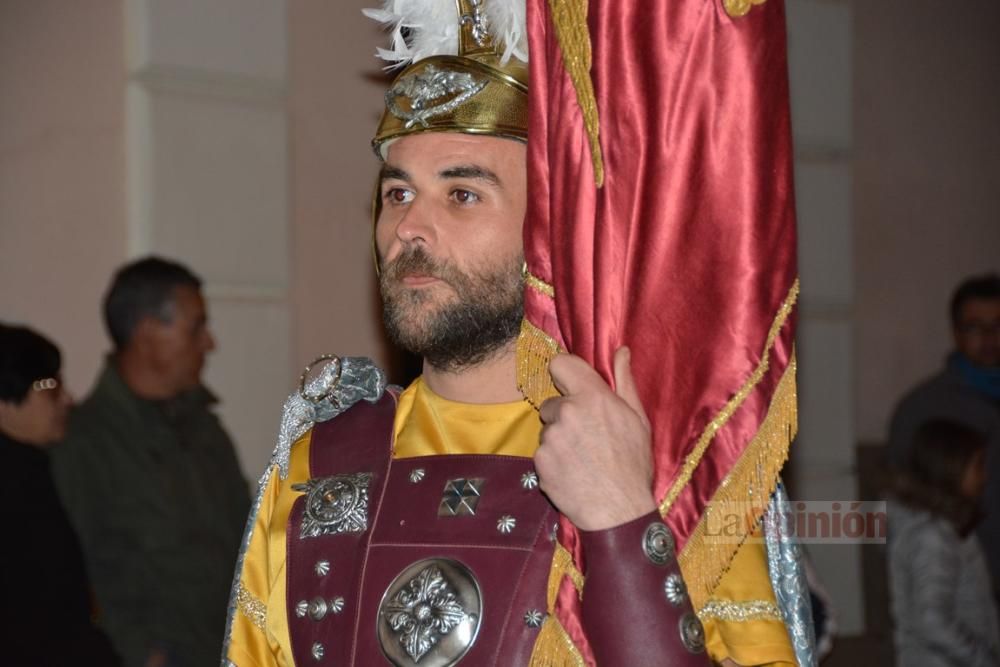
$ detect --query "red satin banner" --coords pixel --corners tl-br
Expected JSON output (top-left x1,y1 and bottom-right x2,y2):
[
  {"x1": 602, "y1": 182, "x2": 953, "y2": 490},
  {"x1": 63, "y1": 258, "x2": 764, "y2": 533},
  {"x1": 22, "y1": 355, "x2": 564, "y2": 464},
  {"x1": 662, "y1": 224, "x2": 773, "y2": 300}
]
[{"x1": 523, "y1": 0, "x2": 798, "y2": 660}]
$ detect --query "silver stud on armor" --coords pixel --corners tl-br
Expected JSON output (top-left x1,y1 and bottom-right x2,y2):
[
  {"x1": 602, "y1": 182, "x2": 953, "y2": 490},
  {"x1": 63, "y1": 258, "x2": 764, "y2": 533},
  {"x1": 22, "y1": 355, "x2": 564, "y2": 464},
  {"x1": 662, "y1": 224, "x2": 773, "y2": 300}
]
[
  {"x1": 308, "y1": 597, "x2": 329, "y2": 621},
  {"x1": 311, "y1": 642, "x2": 325, "y2": 660},
  {"x1": 497, "y1": 515, "x2": 516, "y2": 534},
  {"x1": 521, "y1": 471, "x2": 539, "y2": 490},
  {"x1": 524, "y1": 609, "x2": 544, "y2": 628},
  {"x1": 315, "y1": 560, "x2": 331, "y2": 577},
  {"x1": 439, "y1": 478, "x2": 484, "y2": 517},
  {"x1": 295, "y1": 600, "x2": 309, "y2": 618},
  {"x1": 330, "y1": 596, "x2": 345, "y2": 614},
  {"x1": 679, "y1": 612, "x2": 706, "y2": 654},
  {"x1": 409, "y1": 468, "x2": 426, "y2": 483},
  {"x1": 642, "y1": 522, "x2": 675, "y2": 566},
  {"x1": 664, "y1": 573, "x2": 687, "y2": 606}
]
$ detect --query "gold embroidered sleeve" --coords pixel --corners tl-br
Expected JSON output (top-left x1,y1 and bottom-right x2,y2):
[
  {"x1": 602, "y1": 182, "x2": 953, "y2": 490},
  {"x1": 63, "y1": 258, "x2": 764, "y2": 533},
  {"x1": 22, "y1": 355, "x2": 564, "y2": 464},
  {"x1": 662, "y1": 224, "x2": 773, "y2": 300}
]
[{"x1": 700, "y1": 535, "x2": 796, "y2": 666}]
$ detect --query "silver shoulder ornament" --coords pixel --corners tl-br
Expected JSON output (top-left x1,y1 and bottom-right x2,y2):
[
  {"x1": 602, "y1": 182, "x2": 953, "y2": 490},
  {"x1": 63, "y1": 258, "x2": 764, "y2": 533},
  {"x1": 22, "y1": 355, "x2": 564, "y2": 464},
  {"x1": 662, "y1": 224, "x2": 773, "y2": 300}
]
[{"x1": 221, "y1": 355, "x2": 388, "y2": 666}]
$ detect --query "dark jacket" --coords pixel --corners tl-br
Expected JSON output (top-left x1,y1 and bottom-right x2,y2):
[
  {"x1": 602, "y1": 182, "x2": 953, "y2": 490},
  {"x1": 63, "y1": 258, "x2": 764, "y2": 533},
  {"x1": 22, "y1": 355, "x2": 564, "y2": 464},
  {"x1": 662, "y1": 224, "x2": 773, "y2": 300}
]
[
  {"x1": 0, "y1": 431, "x2": 121, "y2": 666},
  {"x1": 51, "y1": 362, "x2": 250, "y2": 667}
]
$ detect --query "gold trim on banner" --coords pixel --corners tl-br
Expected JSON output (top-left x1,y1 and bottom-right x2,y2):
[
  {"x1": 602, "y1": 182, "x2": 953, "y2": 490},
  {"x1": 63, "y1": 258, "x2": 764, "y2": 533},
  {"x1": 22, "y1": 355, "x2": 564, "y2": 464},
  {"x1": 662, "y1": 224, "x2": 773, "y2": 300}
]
[
  {"x1": 524, "y1": 270, "x2": 556, "y2": 298},
  {"x1": 236, "y1": 581, "x2": 267, "y2": 633},
  {"x1": 679, "y1": 353, "x2": 798, "y2": 609},
  {"x1": 516, "y1": 317, "x2": 564, "y2": 409},
  {"x1": 724, "y1": 0, "x2": 767, "y2": 19},
  {"x1": 698, "y1": 598, "x2": 784, "y2": 623},
  {"x1": 548, "y1": 0, "x2": 605, "y2": 187},
  {"x1": 528, "y1": 543, "x2": 586, "y2": 667},
  {"x1": 659, "y1": 279, "x2": 799, "y2": 516}
]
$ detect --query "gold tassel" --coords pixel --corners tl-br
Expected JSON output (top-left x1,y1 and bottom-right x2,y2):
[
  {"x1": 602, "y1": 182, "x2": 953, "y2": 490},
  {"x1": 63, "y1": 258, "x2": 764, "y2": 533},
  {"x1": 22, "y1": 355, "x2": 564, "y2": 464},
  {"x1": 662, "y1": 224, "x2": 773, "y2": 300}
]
[
  {"x1": 529, "y1": 543, "x2": 587, "y2": 666},
  {"x1": 677, "y1": 354, "x2": 798, "y2": 610},
  {"x1": 547, "y1": 0, "x2": 604, "y2": 187},
  {"x1": 516, "y1": 317, "x2": 564, "y2": 409},
  {"x1": 529, "y1": 614, "x2": 587, "y2": 667}
]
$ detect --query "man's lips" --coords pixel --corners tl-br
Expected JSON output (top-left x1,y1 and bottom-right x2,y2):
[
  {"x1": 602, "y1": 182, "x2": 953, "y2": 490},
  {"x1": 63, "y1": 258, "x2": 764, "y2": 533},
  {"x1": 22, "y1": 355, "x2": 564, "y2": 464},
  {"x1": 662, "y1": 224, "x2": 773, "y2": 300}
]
[{"x1": 399, "y1": 273, "x2": 442, "y2": 287}]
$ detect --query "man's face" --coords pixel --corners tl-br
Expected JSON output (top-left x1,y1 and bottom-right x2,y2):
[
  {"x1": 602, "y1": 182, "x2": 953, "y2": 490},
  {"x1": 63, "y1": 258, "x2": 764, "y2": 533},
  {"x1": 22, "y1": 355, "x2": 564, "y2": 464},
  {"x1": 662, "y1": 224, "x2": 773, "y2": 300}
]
[
  {"x1": 375, "y1": 133, "x2": 527, "y2": 371},
  {"x1": 147, "y1": 285, "x2": 216, "y2": 395},
  {"x1": 953, "y1": 297, "x2": 1000, "y2": 368},
  {"x1": 0, "y1": 378, "x2": 72, "y2": 447}
]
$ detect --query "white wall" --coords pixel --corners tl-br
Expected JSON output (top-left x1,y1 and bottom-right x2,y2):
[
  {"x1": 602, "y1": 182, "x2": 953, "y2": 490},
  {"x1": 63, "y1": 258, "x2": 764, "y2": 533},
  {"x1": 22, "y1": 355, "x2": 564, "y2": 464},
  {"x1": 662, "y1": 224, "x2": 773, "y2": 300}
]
[
  {"x1": 0, "y1": 0, "x2": 126, "y2": 398},
  {"x1": 125, "y1": 0, "x2": 291, "y2": 478}
]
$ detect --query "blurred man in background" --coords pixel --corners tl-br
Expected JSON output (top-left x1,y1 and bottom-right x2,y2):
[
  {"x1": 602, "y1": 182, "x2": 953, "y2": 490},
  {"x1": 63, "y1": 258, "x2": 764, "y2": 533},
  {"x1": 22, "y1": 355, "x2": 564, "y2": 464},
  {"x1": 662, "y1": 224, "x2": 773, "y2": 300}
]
[
  {"x1": 53, "y1": 257, "x2": 249, "y2": 667},
  {"x1": 889, "y1": 273, "x2": 1000, "y2": 597},
  {"x1": 0, "y1": 322, "x2": 121, "y2": 666}
]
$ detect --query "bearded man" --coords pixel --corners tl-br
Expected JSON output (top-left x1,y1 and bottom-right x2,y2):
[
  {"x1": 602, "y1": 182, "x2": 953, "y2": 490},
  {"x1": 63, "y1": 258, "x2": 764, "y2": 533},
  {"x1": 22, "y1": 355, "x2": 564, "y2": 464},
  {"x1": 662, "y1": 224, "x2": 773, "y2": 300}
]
[{"x1": 223, "y1": 1, "x2": 809, "y2": 665}]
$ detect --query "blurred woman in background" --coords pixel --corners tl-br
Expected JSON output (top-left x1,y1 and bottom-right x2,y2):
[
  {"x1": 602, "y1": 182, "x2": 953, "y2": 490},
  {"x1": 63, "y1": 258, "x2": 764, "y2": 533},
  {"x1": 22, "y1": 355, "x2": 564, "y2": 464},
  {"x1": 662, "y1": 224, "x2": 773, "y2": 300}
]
[{"x1": 0, "y1": 322, "x2": 120, "y2": 666}]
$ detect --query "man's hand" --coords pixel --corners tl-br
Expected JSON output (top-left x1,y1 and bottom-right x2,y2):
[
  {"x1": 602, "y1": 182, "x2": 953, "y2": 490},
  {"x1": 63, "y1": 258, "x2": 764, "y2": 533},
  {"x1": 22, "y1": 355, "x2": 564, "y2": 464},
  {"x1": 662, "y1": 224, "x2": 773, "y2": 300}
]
[{"x1": 536, "y1": 347, "x2": 657, "y2": 530}]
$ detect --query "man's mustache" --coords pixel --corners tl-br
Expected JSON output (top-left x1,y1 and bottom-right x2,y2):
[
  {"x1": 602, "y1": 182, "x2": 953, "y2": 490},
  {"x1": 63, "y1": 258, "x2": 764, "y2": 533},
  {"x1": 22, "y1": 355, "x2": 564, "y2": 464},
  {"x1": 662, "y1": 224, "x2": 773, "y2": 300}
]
[{"x1": 382, "y1": 248, "x2": 459, "y2": 286}]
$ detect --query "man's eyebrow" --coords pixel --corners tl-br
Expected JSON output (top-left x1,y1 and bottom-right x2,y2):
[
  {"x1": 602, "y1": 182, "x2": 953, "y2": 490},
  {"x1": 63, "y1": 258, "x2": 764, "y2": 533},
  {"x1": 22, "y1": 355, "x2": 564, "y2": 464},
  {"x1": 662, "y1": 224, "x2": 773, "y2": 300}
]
[
  {"x1": 379, "y1": 165, "x2": 410, "y2": 183},
  {"x1": 439, "y1": 165, "x2": 501, "y2": 186}
]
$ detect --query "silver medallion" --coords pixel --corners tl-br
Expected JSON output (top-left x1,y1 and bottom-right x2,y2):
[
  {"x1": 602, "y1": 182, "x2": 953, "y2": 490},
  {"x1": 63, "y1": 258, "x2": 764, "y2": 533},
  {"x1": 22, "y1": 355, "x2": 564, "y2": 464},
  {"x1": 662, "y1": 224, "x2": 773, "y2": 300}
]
[
  {"x1": 378, "y1": 558, "x2": 482, "y2": 666},
  {"x1": 642, "y1": 522, "x2": 676, "y2": 566},
  {"x1": 678, "y1": 612, "x2": 706, "y2": 654},
  {"x1": 293, "y1": 473, "x2": 373, "y2": 539},
  {"x1": 438, "y1": 478, "x2": 485, "y2": 517},
  {"x1": 386, "y1": 65, "x2": 488, "y2": 129}
]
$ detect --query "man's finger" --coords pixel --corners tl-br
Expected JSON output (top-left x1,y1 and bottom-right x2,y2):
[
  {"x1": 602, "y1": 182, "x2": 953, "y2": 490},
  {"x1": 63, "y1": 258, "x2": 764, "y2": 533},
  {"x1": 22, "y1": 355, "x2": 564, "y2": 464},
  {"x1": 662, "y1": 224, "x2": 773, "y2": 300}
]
[
  {"x1": 548, "y1": 353, "x2": 606, "y2": 396},
  {"x1": 538, "y1": 396, "x2": 565, "y2": 425},
  {"x1": 613, "y1": 346, "x2": 648, "y2": 424}
]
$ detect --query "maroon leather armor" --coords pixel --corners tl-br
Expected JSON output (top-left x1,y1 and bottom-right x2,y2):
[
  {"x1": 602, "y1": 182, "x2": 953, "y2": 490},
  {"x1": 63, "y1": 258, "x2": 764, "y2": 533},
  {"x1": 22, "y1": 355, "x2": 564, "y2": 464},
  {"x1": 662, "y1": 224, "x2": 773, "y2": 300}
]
[{"x1": 285, "y1": 394, "x2": 708, "y2": 666}]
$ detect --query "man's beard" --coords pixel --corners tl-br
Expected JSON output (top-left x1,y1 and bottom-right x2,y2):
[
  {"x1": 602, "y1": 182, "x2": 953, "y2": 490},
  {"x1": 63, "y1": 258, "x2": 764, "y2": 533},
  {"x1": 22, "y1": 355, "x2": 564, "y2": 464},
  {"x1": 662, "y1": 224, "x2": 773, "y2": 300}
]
[{"x1": 380, "y1": 246, "x2": 524, "y2": 372}]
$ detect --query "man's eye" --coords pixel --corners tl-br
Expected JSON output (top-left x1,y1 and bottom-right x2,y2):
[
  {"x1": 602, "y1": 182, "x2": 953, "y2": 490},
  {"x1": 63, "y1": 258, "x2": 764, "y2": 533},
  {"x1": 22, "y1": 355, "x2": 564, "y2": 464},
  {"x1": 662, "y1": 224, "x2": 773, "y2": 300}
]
[
  {"x1": 451, "y1": 189, "x2": 479, "y2": 204},
  {"x1": 384, "y1": 188, "x2": 414, "y2": 204}
]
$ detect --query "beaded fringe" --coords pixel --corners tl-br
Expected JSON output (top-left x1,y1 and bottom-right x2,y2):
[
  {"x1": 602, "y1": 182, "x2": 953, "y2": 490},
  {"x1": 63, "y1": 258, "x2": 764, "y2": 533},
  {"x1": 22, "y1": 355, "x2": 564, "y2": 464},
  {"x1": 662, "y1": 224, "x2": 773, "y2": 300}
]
[
  {"x1": 516, "y1": 317, "x2": 563, "y2": 409},
  {"x1": 677, "y1": 355, "x2": 798, "y2": 611}
]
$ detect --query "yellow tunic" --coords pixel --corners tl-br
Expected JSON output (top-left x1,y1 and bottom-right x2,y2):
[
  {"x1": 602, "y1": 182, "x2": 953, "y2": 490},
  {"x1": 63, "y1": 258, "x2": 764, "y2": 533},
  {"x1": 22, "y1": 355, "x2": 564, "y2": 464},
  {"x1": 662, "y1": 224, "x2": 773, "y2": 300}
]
[{"x1": 226, "y1": 378, "x2": 795, "y2": 666}]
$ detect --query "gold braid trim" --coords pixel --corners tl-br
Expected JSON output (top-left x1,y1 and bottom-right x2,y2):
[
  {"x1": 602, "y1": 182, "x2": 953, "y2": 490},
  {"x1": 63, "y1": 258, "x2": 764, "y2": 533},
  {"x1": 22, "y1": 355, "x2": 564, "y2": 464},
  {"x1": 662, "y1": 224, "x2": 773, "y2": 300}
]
[
  {"x1": 678, "y1": 353, "x2": 798, "y2": 609},
  {"x1": 236, "y1": 581, "x2": 267, "y2": 633},
  {"x1": 516, "y1": 317, "x2": 564, "y2": 409},
  {"x1": 660, "y1": 279, "x2": 799, "y2": 515},
  {"x1": 529, "y1": 543, "x2": 586, "y2": 667},
  {"x1": 723, "y1": 0, "x2": 767, "y2": 19},
  {"x1": 524, "y1": 270, "x2": 556, "y2": 298},
  {"x1": 547, "y1": 0, "x2": 604, "y2": 187},
  {"x1": 698, "y1": 598, "x2": 784, "y2": 623}
]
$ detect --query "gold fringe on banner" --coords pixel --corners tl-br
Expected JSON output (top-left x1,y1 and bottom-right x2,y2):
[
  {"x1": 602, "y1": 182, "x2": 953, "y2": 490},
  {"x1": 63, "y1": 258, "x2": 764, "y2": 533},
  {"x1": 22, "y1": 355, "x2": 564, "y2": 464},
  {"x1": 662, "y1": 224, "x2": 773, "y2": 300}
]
[
  {"x1": 528, "y1": 543, "x2": 586, "y2": 666},
  {"x1": 547, "y1": 0, "x2": 604, "y2": 187},
  {"x1": 516, "y1": 317, "x2": 564, "y2": 409},
  {"x1": 660, "y1": 279, "x2": 799, "y2": 516},
  {"x1": 678, "y1": 354, "x2": 798, "y2": 610}
]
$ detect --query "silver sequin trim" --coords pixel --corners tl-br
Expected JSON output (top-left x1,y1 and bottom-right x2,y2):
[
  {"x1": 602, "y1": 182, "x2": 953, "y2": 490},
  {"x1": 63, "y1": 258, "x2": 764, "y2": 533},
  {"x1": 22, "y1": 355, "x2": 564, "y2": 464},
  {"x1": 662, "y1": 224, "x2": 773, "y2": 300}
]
[
  {"x1": 765, "y1": 483, "x2": 818, "y2": 667},
  {"x1": 698, "y1": 598, "x2": 783, "y2": 622},
  {"x1": 235, "y1": 582, "x2": 267, "y2": 633}
]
